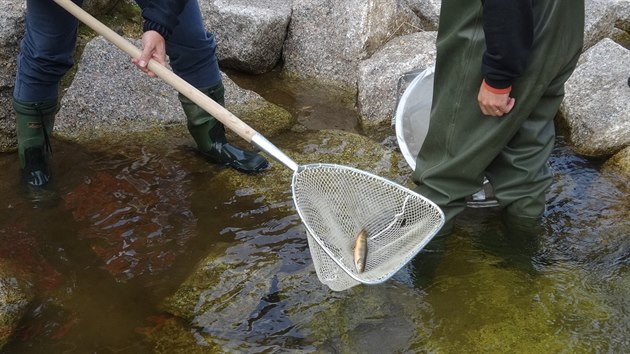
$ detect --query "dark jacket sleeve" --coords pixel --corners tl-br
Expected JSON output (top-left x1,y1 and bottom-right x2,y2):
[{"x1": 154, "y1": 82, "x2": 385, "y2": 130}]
[
  {"x1": 480, "y1": 0, "x2": 534, "y2": 89},
  {"x1": 141, "y1": 0, "x2": 189, "y2": 40}
]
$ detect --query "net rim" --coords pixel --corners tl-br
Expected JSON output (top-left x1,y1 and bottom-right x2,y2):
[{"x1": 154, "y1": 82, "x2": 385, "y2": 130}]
[{"x1": 291, "y1": 163, "x2": 445, "y2": 285}]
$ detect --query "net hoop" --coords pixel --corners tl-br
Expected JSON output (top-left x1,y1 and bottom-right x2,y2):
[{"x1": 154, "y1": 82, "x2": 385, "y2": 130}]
[{"x1": 292, "y1": 163, "x2": 444, "y2": 290}]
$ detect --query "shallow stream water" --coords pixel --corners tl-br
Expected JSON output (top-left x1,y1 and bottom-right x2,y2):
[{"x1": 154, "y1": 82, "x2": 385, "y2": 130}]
[{"x1": 0, "y1": 71, "x2": 628, "y2": 353}]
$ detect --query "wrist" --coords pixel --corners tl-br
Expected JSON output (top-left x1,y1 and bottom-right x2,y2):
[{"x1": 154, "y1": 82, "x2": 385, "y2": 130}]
[
  {"x1": 482, "y1": 79, "x2": 512, "y2": 94},
  {"x1": 143, "y1": 20, "x2": 170, "y2": 40}
]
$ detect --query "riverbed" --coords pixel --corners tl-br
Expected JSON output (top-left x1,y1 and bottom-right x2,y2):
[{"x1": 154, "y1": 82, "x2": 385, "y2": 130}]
[{"x1": 0, "y1": 71, "x2": 628, "y2": 353}]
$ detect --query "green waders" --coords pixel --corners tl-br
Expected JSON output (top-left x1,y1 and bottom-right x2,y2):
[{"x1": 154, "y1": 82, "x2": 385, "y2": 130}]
[
  {"x1": 13, "y1": 98, "x2": 58, "y2": 187},
  {"x1": 179, "y1": 81, "x2": 269, "y2": 173},
  {"x1": 413, "y1": 0, "x2": 584, "y2": 236}
]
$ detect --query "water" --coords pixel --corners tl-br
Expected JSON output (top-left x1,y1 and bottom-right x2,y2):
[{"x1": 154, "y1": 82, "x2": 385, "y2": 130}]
[{"x1": 0, "y1": 72, "x2": 628, "y2": 353}]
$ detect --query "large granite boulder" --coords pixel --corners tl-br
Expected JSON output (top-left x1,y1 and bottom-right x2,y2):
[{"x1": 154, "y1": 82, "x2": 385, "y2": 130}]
[
  {"x1": 282, "y1": 0, "x2": 404, "y2": 87},
  {"x1": 559, "y1": 38, "x2": 630, "y2": 157},
  {"x1": 405, "y1": 0, "x2": 441, "y2": 31},
  {"x1": 584, "y1": 0, "x2": 623, "y2": 50},
  {"x1": 357, "y1": 31, "x2": 437, "y2": 129},
  {"x1": 200, "y1": 0, "x2": 292, "y2": 74},
  {"x1": 0, "y1": 0, "x2": 26, "y2": 153},
  {"x1": 55, "y1": 36, "x2": 293, "y2": 143}
]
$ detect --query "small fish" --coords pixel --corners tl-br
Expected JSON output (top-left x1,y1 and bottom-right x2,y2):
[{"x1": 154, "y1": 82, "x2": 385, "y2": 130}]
[{"x1": 353, "y1": 228, "x2": 368, "y2": 273}]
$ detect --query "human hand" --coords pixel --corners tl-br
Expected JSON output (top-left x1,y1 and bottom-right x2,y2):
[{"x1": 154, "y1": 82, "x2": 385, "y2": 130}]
[
  {"x1": 132, "y1": 30, "x2": 166, "y2": 77},
  {"x1": 477, "y1": 80, "x2": 515, "y2": 117}
]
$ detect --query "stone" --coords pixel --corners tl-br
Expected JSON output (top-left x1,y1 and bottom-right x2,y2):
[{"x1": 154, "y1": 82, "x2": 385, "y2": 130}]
[
  {"x1": 55, "y1": 36, "x2": 292, "y2": 143},
  {"x1": 357, "y1": 31, "x2": 437, "y2": 129},
  {"x1": 201, "y1": 0, "x2": 291, "y2": 74},
  {"x1": 584, "y1": 0, "x2": 620, "y2": 50},
  {"x1": 0, "y1": 0, "x2": 26, "y2": 153},
  {"x1": 405, "y1": 0, "x2": 441, "y2": 31},
  {"x1": 559, "y1": 38, "x2": 630, "y2": 157},
  {"x1": 602, "y1": 145, "x2": 630, "y2": 177},
  {"x1": 282, "y1": 0, "x2": 400, "y2": 87}
]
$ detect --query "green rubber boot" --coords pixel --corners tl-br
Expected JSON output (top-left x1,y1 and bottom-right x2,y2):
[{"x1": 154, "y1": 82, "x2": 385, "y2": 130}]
[
  {"x1": 179, "y1": 82, "x2": 269, "y2": 173},
  {"x1": 13, "y1": 98, "x2": 58, "y2": 187}
]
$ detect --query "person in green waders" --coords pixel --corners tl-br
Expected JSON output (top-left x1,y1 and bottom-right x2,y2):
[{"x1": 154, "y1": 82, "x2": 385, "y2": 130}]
[
  {"x1": 14, "y1": 0, "x2": 268, "y2": 191},
  {"x1": 411, "y1": 0, "x2": 584, "y2": 272}
]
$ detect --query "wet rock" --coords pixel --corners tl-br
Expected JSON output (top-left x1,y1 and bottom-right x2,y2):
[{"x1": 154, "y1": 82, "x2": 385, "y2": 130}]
[
  {"x1": 62, "y1": 141, "x2": 197, "y2": 281},
  {"x1": 157, "y1": 128, "x2": 425, "y2": 351},
  {"x1": 559, "y1": 38, "x2": 630, "y2": 157},
  {"x1": 602, "y1": 145, "x2": 630, "y2": 177},
  {"x1": 200, "y1": 0, "x2": 291, "y2": 74},
  {"x1": 160, "y1": 205, "x2": 431, "y2": 352},
  {"x1": 222, "y1": 74, "x2": 294, "y2": 140},
  {"x1": 282, "y1": 0, "x2": 401, "y2": 87},
  {"x1": 421, "y1": 238, "x2": 616, "y2": 353},
  {"x1": 0, "y1": 267, "x2": 32, "y2": 350},
  {"x1": 210, "y1": 129, "x2": 412, "y2": 208},
  {"x1": 137, "y1": 314, "x2": 223, "y2": 353},
  {"x1": 55, "y1": 36, "x2": 292, "y2": 144},
  {"x1": 545, "y1": 144, "x2": 630, "y2": 273},
  {"x1": 358, "y1": 31, "x2": 437, "y2": 130},
  {"x1": 0, "y1": 224, "x2": 66, "y2": 350}
]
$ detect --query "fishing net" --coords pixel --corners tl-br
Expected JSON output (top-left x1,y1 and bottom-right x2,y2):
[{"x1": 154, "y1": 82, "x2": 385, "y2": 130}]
[
  {"x1": 54, "y1": 0, "x2": 445, "y2": 293},
  {"x1": 292, "y1": 164, "x2": 444, "y2": 291}
]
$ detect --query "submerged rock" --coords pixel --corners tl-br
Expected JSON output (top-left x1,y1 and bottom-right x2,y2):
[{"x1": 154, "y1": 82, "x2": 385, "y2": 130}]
[
  {"x1": 0, "y1": 224, "x2": 65, "y2": 350},
  {"x1": 602, "y1": 145, "x2": 630, "y2": 178},
  {"x1": 0, "y1": 267, "x2": 32, "y2": 350},
  {"x1": 209, "y1": 128, "x2": 413, "y2": 209},
  {"x1": 156, "y1": 127, "x2": 429, "y2": 352}
]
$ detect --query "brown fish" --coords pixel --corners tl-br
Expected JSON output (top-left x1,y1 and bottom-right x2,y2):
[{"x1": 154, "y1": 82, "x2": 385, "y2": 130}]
[{"x1": 353, "y1": 228, "x2": 368, "y2": 273}]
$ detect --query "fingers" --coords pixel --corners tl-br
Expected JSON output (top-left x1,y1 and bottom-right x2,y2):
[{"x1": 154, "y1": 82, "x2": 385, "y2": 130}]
[
  {"x1": 139, "y1": 47, "x2": 155, "y2": 76},
  {"x1": 132, "y1": 30, "x2": 166, "y2": 77},
  {"x1": 478, "y1": 83, "x2": 516, "y2": 117},
  {"x1": 487, "y1": 97, "x2": 515, "y2": 116}
]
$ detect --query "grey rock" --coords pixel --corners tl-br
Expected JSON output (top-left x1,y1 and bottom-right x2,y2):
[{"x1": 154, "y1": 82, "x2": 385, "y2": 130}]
[
  {"x1": 357, "y1": 31, "x2": 437, "y2": 129},
  {"x1": 0, "y1": 0, "x2": 26, "y2": 153},
  {"x1": 282, "y1": 0, "x2": 401, "y2": 87},
  {"x1": 56, "y1": 36, "x2": 292, "y2": 143},
  {"x1": 201, "y1": 0, "x2": 291, "y2": 74},
  {"x1": 394, "y1": 1, "x2": 425, "y2": 35},
  {"x1": 405, "y1": 0, "x2": 441, "y2": 31},
  {"x1": 616, "y1": 0, "x2": 630, "y2": 33},
  {"x1": 560, "y1": 38, "x2": 630, "y2": 157},
  {"x1": 584, "y1": 0, "x2": 620, "y2": 50}
]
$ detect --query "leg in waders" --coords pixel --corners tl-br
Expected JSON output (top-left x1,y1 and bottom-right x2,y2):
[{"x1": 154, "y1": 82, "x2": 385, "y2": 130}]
[{"x1": 410, "y1": 0, "x2": 584, "y2": 277}]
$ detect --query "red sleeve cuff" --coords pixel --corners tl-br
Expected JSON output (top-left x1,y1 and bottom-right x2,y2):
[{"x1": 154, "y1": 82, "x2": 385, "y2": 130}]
[{"x1": 482, "y1": 80, "x2": 512, "y2": 94}]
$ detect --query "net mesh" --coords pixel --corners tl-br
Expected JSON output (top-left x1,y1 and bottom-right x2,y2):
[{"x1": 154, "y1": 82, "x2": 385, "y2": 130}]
[{"x1": 292, "y1": 164, "x2": 444, "y2": 291}]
